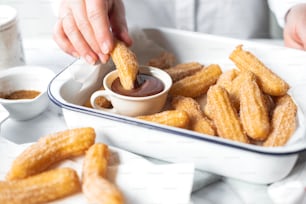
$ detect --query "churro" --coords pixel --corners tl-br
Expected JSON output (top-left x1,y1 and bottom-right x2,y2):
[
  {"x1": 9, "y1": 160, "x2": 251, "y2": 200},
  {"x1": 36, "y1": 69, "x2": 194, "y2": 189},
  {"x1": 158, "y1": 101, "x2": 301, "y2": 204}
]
[
  {"x1": 239, "y1": 71, "x2": 270, "y2": 141},
  {"x1": 137, "y1": 110, "x2": 190, "y2": 129},
  {"x1": 216, "y1": 69, "x2": 240, "y2": 110},
  {"x1": 6, "y1": 127, "x2": 96, "y2": 180},
  {"x1": 205, "y1": 85, "x2": 249, "y2": 143},
  {"x1": 147, "y1": 51, "x2": 176, "y2": 69},
  {"x1": 263, "y1": 94, "x2": 297, "y2": 147},
  {"x1": 229, "y1": 45, "x2": 289, "y2": 96},
  {"x1": 172, "y1": 96, "x2": 215, "y2": 135},
  {"x1": 165, "y1": 62, "x2": 203, "y2": 82},
  {"x1": 216, "y1": 69, "x2": 239, "y2": 91},
  {"x1": 169, "y1": 64, "x2": 222, "y2": 98},
  {"x1": 0, "y1": 168, "x2": 81, "y2": 204},
  {"x1": 82, "y1": 144, "x2": 123, "y2": 204},
  {"x1": 111, "y1": 40, "x2": 139, "y2": 90}
]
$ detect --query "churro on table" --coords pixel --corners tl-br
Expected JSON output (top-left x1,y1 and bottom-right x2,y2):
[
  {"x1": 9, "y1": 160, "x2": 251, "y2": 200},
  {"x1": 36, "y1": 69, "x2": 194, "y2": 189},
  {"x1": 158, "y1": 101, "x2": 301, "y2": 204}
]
[
  {"x1": 0, "y1": 168, "x2": 81, "y2": 204},
  {"x1": 6, "y1": 127, "x2": 95, "y2": 181},
  {"x1": 82, "y1": 143, "x2": 123, "y2": 204},
  {"x1": 1, "y1": 127, "x2": 126, "y2": 204}
]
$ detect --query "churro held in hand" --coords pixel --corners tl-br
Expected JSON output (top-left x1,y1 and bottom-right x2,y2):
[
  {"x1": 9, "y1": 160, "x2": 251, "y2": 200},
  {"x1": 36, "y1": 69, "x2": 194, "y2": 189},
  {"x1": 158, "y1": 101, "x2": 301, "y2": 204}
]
[
  {"x1": 205, "y1": 85, "x2": 249, "y2": 143},
  {"x1": 111, "y1": 40, "x2": 139, "y2": 90},
  {"x1": 229, "y1": 45, "x2": 289, "y2": 96},
  {"x1": 6, "y1": 127, "x2": 96, "y2": 180},
  {"x1": 82, "y1": 144, "x2": 123, "y2": 204},
  {"x1": 137, "y1": 110, "x2": 190, "y2": 129},
  {"x1": 263, "y1": 94, "x2": 297, "y2": 147},
  {"x1": 0, "y1": 168, "x2": 81, "y2": 204}
]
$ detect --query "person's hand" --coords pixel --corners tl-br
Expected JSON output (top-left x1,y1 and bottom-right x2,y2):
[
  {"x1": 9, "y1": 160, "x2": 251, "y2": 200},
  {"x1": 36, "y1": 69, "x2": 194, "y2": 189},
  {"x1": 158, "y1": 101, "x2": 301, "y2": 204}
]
[
  {"x1": 283, "y1": 3, "x2": 306, "y2": 50},
  {"x1": 53, "y1": 0, "x2": 132, "y2": 64}
]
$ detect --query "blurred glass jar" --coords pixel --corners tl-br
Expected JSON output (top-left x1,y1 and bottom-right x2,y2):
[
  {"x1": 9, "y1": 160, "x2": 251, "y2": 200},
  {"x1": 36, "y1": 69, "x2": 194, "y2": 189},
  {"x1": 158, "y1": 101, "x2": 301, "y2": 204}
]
[{"x1": 0, "y1": 5, "x2": 25, "y2": 70}]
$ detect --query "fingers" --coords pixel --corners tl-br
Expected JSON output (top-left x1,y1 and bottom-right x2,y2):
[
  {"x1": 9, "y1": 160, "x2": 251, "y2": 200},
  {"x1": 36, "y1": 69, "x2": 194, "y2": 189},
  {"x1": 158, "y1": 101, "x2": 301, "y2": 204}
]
[
  {"x1": 283, "y1": 4, "x2": 306, "y2": 50},
  {"x1": 53, "y1": 0, "x2": 132, "y2": 64},
  {"x1": 62, "y1": 11, "x2": 98, "y2": 64},
  {"x1": 70, "y1": 0, "x2": 107, "y2": 63},
  {"x1": 109, "y1": 0, "x2": 132, "y2": 46},
  {"x1": 85, "y1": 0, "x2": 114, "y2": 56},
  {"x1": 53, "y1": 20, "x2": 79, "y2": 58},
  {"x1": 283, "y1": 28, "x2": 304, "y2": 50}
]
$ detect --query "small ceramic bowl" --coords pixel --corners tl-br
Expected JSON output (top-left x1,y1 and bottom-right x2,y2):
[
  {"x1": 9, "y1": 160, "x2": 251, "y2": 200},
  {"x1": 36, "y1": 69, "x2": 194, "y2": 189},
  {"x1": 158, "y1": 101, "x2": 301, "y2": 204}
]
[
  {"x1": 90, "y1": 66, "x2": 172, "y2": 117},
  {"x1": 0, "y1": 66, "x2": 55, "y2": 120}
]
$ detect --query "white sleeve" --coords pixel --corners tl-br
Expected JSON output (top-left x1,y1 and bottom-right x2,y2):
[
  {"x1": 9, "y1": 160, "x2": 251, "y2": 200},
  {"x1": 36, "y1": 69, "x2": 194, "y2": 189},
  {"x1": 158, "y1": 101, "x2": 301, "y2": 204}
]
[{"x1": 268, "y1": 0, "x2": 306, "y2": 27}]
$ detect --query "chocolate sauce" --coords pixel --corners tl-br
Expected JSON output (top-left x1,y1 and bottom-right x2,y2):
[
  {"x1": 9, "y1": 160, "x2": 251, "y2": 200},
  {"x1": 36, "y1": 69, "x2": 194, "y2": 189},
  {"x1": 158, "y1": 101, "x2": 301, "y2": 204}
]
[{"x1": 111, "y1": 74, "x2": 164, "y2": 97}]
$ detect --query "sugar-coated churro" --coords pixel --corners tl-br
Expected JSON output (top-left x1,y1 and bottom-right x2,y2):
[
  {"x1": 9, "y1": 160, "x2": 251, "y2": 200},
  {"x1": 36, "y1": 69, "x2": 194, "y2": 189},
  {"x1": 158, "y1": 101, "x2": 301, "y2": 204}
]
[
  {"x1": 229, "y1": 45, "x2": 289, "y2": 96},
  {"x1": 165, "y1": 62, "x2": 203, "y2": 82},
  {"x1": 0, "y1": 168, "x2": 81, "y2": 204},
  {"x1": 205, "y1": 85, "x2": 249, "y2": 143},
  {"x1": 216, "y1": 69, "x2": 239, "y2": 91},
  {"x1": 137, "y1": 110, "x2": 190, "y2": 129},
  {"x1": 239, "y1": 71, "x2": 270, "y2": 141},
  {"x1": 111, "y1": 40, "x2": 139, "y2": 90},
  {"x1": 216, "y1": 69, "x2": 240, "y2": 110},
  {"x1": 6, "y1": 127, "x2": 96, "y2": 180},
  {"x1": 172, "y1": 96, "x2": 215, "y2": 135},
  {"x1": 147, "y1": 51, "x2": 176, "y2": 69},
  {"x1": 263, "y1": 94, "x2": 297, "y2": 147},
  {"x1": 169, "y1": 64, "x2": 222, "y2": 98},
  {"x1": 82, "y1": 144, "x2": 123, "y2": 204}
]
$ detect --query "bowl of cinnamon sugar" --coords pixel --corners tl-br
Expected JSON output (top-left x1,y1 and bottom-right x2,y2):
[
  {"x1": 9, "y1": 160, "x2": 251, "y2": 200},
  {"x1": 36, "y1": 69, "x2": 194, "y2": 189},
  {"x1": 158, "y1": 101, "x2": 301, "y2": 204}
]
[{"x1": 0, "y1": 66, "x2": 55, "y2": 120}]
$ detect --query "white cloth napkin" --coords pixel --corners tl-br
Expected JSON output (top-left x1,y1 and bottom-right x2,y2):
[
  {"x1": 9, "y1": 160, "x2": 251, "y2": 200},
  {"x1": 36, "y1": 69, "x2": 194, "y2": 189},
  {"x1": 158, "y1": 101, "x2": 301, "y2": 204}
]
[{"x1": 0, "y1": 138, "x2": 195, "y2": 204}]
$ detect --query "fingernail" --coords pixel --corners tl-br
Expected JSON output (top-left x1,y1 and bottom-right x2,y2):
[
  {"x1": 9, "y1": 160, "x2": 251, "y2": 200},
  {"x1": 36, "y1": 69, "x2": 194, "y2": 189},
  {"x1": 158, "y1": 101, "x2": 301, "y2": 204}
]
[
  {"x1": 98, "y1": 53, "x2": 109, "y2": 64},
  {"x1": 85, "y1": 54, "x2": 95, "y2": 65},
  {"x1": 101, "y1": 41, "x2": 110, "y2": 54}
]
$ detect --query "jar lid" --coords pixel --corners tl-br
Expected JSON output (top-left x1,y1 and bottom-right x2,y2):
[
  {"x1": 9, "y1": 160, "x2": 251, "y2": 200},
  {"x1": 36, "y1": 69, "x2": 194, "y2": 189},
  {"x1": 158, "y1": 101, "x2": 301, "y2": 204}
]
[{"x1": 0, "y1": 5, "x2": 17, "y2": 31}]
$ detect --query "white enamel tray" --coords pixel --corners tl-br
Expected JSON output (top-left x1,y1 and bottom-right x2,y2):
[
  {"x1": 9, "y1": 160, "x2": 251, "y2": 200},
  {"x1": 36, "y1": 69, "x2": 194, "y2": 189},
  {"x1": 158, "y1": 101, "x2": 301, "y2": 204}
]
[{"x1": 48, "y1": 28, "x2": 306, "y2": 184}]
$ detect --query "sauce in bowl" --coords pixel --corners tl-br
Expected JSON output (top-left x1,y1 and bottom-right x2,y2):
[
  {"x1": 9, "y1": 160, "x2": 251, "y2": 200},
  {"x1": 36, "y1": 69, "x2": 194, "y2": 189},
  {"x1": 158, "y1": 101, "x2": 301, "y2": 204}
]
[
  {"x1": 1, "y1": 90, "x2": 41, "y2": 100},
  {"x1": 111, "y1": 74, "x2": 164, "y2": 97}
]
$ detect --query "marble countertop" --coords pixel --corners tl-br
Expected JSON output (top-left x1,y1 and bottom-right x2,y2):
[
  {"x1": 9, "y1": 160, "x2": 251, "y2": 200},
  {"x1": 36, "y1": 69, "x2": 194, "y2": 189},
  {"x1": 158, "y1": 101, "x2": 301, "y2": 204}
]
[{"x1": 1, "y1": 37, "x2": 302, "y2": 204}]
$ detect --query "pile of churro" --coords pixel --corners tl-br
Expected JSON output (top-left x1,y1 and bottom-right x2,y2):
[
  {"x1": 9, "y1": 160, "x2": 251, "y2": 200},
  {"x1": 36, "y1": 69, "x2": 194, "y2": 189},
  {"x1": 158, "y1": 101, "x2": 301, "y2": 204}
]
[
  {"x1": 0, "y1": 127, "x2": 123, "y2": 204},
  {"x1": 85, "y1": 41, "x2": 297, "y2": 147},
  {"x1": 139, "y1": 45, "x2": 297, "y2": 147}
]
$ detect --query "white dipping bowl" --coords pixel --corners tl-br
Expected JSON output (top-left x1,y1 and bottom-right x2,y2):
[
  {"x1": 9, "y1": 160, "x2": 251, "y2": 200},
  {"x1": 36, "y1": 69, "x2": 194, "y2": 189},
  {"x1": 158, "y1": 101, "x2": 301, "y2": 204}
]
[{"x1": 0, "y1": 66, "x2": 55, "y2": 120}]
